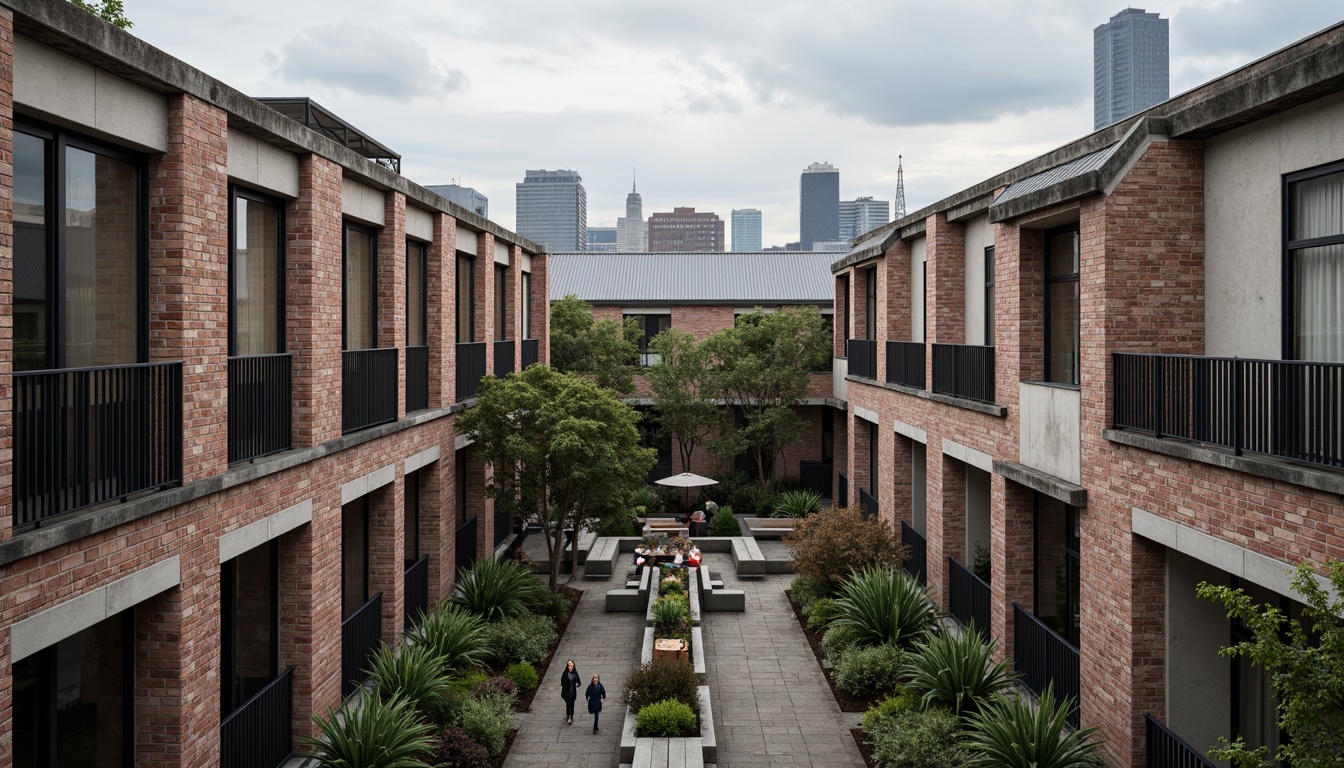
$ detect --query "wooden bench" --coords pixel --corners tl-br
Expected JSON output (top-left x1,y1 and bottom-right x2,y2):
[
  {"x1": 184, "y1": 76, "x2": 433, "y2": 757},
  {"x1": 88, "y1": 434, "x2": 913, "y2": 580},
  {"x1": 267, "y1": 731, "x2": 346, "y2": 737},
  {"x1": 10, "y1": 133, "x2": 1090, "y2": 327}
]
[{"x1": 730, "y1": 536, "x2": 767, "y2": 576}]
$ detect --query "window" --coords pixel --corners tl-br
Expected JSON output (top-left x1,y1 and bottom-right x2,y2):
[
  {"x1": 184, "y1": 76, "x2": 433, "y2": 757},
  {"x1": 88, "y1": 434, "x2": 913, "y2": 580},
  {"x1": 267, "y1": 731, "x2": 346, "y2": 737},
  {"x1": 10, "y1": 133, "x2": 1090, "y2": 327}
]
[
  {"x1": 1034, "y1": 495, "x2": 1080, "y2": 647},
  {"x1": 821, "y1": 408, "x2": 834, "y2": 463},
  {"x1": 865, "y1": 266, "x2": 877, "y2": 341},
  {"x1": 406, "y1": 240, "x2": 427, "y2": 347},
  {"x1": 984, "y1": 246, "x2": 995, "y2": 346},
  {"x1": 839, "y1": 274, "x2": 850, "y2": 341},
  {"x1": 230, "y1": 188, "x2": 284, "y2": 356},
  {"x1": 14, "y1": 123, "x2": 147, "y2": 371},
  {"x1": 405, "y1": 470, "x2": 420, "y2": 563},
  {"x1": 456, "y1": 253, "x2": 475, "y2": 343},
  {"x1": 343, "y1": 224, "x2": 377, "y2": 350},
  {"x1": 342, "y1": 499, "x2": 370, "y2": 618},
  {"x1": 1044, "y1": 225, "x2": 1080, "y2": 385},
  {"x1": 455, "y1": 448, "x2": 470, "y2": 527},
  {"x1": 221, "y1": 541, "x2": 278, "y2": 718},
  {"x1": 1285, "y1": 161, "x2": 1344, "y2": 361},
  {"x1": 624, "y1": 313, "x2": 671, "y2": 355},
  {"x1": 521, "y1": 272, "x2": 533, "y2": 339},
  {"x1": 495, "y1": 266, "x2": 507, "y2": 340},
  {"x1": 868, "y1": 421, "x2": 878, "y2": 495}
]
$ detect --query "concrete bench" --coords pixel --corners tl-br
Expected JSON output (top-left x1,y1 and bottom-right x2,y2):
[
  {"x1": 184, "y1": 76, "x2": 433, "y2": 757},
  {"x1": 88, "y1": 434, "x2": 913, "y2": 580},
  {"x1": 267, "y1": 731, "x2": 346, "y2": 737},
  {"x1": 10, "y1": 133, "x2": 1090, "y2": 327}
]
[
  {"x1": 632, "y1": 738, "x2": 704, "y2": 768},
  {"x1": 740, "y1": 516, "x2": 796, "y2": 539},
  {"x1": 730, "y1": 536, "x2": 767, "y2": 576},
  {"x1": 571, "y1": 529, "x2": 597, "y2": 565},
  {"x1": 697, "y1": 562, "x2": 745, "y2": 612},
  {"x1": 606, "y1": 564, "x2": 653, "y2": 612},
  {"x1": 584, "y1": 536, "x2": 622, "y2": 579}
]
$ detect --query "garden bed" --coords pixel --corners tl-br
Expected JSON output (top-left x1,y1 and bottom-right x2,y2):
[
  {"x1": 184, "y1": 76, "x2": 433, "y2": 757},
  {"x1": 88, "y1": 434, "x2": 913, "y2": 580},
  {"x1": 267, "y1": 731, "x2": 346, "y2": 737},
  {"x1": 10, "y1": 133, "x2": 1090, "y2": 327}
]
[
  {"x1": 512, "y1": 584, "x2": 583, "y2": 712},
  {"x1": 850, "y1": 727, "x2": 876, "y2": 768},
  {"x1": 785, "y1": 589, "x2": 878, "y2": 712}
]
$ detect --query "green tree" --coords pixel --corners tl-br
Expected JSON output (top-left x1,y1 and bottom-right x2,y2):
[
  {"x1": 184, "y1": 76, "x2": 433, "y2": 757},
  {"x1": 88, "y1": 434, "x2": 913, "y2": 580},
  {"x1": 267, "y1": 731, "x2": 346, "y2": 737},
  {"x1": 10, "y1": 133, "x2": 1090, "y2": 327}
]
[
  {"x1": 1196, "y1": 561, "x2": 1344, "y2": 768},
  {"x1": 455, "y1": 365, "x2": 656, "y2": 590},
  {"x1": 647, "y1": 329, "x2": 722, "y2": 473},
  {"x1": 70, "y1": 0, "x2": 133, "y2": 28},
  {"x1": 703, "y1": 307, "x2": 830, "y2": 489},
  {"x1": 548, "y1": 294, "x2": 640, "y2": 393}
]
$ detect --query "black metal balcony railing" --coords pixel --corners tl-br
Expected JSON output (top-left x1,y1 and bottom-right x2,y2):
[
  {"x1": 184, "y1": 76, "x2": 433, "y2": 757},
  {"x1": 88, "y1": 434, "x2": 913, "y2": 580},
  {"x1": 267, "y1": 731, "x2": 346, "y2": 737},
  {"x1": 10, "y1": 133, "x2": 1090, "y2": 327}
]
[
  {"x1": 455, "y1": 516, "x2": 479, "y2": 574},
  {"x1": 847, "y1": 339, "x2": 878, "y2": 379},
  {"x1": 494, "y1": 509, "x2": 512, "y2": 548},
  {"x1": 1114, "y1": 352, "x2": 1343, "y2": 470},
  {"x1": 456, "y1": 342, "x2": 487, "y2": 401},
  {"x1": 799, "y1": 460, "x2": 833, "y2": 499},
  {"x1": 494, "y1": 340, "x2": 516, "y2": 378},
  {"x1": 932, "y1": 343, "x2": 996, "y2": 404},
  {"x1": 886, "y1": 341, "x2": 926, "y2": 389},
  {"x1": 859, "y1": 487, "x2": 879, "y2": 519},
  {"x1": 228, "y1": 354, "x2": 292, "y2": 464},
  {"x1": 341, "y1": 592, "x2": 383, "y2": 698},
  {"x1": 403, "y1": 555, "x2": 430, "y2": 631},
  {"x1": 522, "y1": 338, "x2": 540, "y2": 369},
  {"x1": 220, "y1": 666, "x2": 294, "y2": 768},
  {"x1": 405, "y1": 345, "x2": 429, "y2": 414},
  {"x1": 837, "y1": 472, "x2": 848, "y2": 508},
  {"x1": 14, "y1": 362, "x2": 183, "y2": 526},
  {"x1": 949, "y1": 556, "x2": 991, "y2": 636},
  {"x1": 901, "y1": 521, "x2": 927, "y2": 586},
  {"x1": 1145, "y1": 714, "x2": 1216, "y2": 768},
  {"x1": 342, "y1": 349, "x2": 399, "y2": 435},
  {"x1": 1013, "y1": 604, "x2": 1080, "y2": 729}
]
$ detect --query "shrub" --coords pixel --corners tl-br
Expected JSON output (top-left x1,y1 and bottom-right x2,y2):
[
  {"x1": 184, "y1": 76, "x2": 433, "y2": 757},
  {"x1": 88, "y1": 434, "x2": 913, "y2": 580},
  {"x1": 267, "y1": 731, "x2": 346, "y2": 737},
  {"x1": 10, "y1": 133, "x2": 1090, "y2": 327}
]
[
  {"x1": 534, "y1": 589, "x2": 572, "y2": 622},
  {"x1": 407, "y1": 605, "x2": 488, "y2": 673},
  {"x1": 807, "y1": 598, "x2": 839, "y2": 632},
  {"x1": 707, "y1": 507, "x2": 739, "y2": 536},
  {"x1": 449, "y1": 671, "x2": 490, "y2": 693},
  {"x1": 595, "y1": 510, "x2": 641, "y2": 538},
  {"x1": 972, "y1": 543, "x2": 992, "y2": 584},
  {"x1": 453, "y1": 558, "x2": 546, "y2": 621},
  {"x1": 366, "y1": 642, "x2": 453, "y2": 722},
  {"x1": 624, "y1": 660, "x2": 700, "y2": 714},
  {"x1": 861, "y1": 690, "x2": 919, "y2": 736},
  {"x1": 870, "y1": 708, "x2": 967, "y2": 768},
  {"x1": 432, "y1": 726, "x2": 489, "y2": 768},
  {"x1": 653, "y1": 595, "x2": 690, "y2": 628},
  {"x1": 833, "y1": 567, "x2": 938, "y2": 648},
  {"x1": 454, "y1": 693, "x2": 515, "y2": 757},
  {"x1": 504, "y1": 662, "x2": 539, "y2": 692},
  {"x1": 717, "y1": 472, "x2": 767, "y2": 516},
  {"x1": 480, "y1": 613, "x2": 556, "y2": 666},
  {"x1": 786, "y1": 507, "x2": 907, "y2": 589},
  {"x1": 772, "y1": 489, "x2": 822, "y2": 518},
  {"x1": 821, "y1": 623, "x2": 864, "y2": 666},
  {"x1": 791, "y1": 574, "x2": 829, "y2": 611},
  {"x1": 635, "y1": 699, "x2": 699, "y2": 737},
  {"x1": 834, "y1": 642, "x2": 906, "y2": 698},
  {"x1": 904, "y1": 630, "x2": 1016, "y2": 716},
  {"x1": 471, "y1": 675, "x2": 518, "y2": 701},
  {"x1": 661, "y1": 576, "x2": 685, "y2": 595},
  {"x1": 307, "y1": 694, "x2": 435, "y2": 768},
  {"x1": 963, "y1": 683, "x2": 1104, "y2": 768}
]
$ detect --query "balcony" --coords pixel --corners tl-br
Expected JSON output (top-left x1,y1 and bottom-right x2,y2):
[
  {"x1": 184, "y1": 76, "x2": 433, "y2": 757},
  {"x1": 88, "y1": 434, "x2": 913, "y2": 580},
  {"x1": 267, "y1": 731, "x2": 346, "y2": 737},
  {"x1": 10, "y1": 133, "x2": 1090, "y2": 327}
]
[
  {"x1": 455, "y1": 516, "x2": 478, "y2": 573},
  {"x1": 494, "y1": 340, "x2": 515, "y2": 378},
  {"x1": 1144, "y1": 714, "x2": 1216, "y2": 768},
  {"x1": 495, "y1": 508, "x2": 513, "y2": 548},
  {"x1": 901, "y1": 521, "x2": 927, "y2": 586},
  {"x1": 228, "y1": 354, "x2": 292, "y2": 463},
  {"x1": 405, "y1": 345, "x2": 429, "y2": 413},
  {"x1": 799, "y1": 460, "x2": 833, "y2": 499},
  {"x1": 837, "y1": 471, "x2": 848, "y2": 507},
  {"x1": 948, "y1": 556, "x2": 991, "y2": 636},
  {"x1": 932, "y1": 344, "x2": 995, "y2": 404},
  {"x1": 456, "y1": 342, "x2": 487, "y2": 401},
  {"x1": 522, "y1": 338, "x2": 540, "y2": 369},
  {"x1": 13, "y1": 362, "x2": 183, "y2": 526},
  {"x1": 886, "y1": 341, "x2": 926, "y2": 390},
  {"x1": 1114, "y1": 353, "x2": 1343, "y2": 470},
  {"x1": 341, "y1": 592, "x2": 383, "y2": 697},
  {"x1": 1013, "y1": 604, "x2": 1080, "y2": 729},
  {"x1": 858, "y1": 487, "x2": 878, "y2": 519},
  {"x1": 403, "y1": 555, "x2": 429, "y2": 631},
  {"x1": 847, "y1": 339, "x2": 877, "y2": 379},
  {"x1": 220, "y1": 667, "x2": 294, "y2": 768},
  {"x1": 342, "y1": 349, "x2": 399, "y2": 435}
]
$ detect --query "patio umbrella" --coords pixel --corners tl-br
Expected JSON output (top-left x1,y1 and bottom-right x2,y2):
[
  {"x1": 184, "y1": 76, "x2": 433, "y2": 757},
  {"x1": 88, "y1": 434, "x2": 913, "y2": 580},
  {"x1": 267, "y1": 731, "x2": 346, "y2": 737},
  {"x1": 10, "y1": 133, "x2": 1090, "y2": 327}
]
[{"x1": 654, "y1": 472, "x2": 719, "y2": 519}]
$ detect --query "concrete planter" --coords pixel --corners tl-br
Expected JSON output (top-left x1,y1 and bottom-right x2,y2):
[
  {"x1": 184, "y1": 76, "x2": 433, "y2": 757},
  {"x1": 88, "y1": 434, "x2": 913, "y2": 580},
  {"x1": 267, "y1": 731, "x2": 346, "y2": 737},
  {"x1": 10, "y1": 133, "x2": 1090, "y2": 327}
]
[{"x1": 619, "y1": 685, "x2": 716, "y2": 765}]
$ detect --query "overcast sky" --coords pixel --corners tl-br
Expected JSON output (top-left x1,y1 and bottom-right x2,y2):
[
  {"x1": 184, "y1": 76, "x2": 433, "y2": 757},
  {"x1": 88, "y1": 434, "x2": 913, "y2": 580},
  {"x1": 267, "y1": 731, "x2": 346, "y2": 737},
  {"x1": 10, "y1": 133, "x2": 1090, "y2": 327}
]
[{"x1": 128, "y1": 0, "x2": 1341, "y2": 248}]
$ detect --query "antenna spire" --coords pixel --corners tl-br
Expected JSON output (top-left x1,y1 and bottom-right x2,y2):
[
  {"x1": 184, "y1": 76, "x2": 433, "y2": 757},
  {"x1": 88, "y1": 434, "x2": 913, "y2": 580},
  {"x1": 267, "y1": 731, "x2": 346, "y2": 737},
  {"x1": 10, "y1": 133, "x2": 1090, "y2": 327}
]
[{"x1": 894, "y1": 155, "x2": 907, "y2": 220}]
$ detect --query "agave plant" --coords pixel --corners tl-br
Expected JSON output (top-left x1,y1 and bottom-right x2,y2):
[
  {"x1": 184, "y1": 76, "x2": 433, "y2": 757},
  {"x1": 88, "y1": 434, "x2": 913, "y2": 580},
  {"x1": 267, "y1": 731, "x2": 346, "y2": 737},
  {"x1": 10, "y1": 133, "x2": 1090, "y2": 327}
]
[
  {"x1": 832, "y1": 566, "x2": 938, "y2": 648},
  {"x1": 452, "y1": 557, "x2": 545, "y2": 621},
  {"x1": 307, "y1": 694, "x2": 436, "y2": 768},
  {"x1": 903, "y1": 629, "x2": 1017, "y2": 716},
  {"x1": 963, "y1": 683, "x2": 1105, "y2": 768},
  {"x1": 772, "y1": 489, "x2": 823, "y2": 518},
  {"x1": 405, "y1": 603, "x2": 487, "y2": 672},
  {"x1": 365, "y1": 642, "x2": 454, "y2": 723}
]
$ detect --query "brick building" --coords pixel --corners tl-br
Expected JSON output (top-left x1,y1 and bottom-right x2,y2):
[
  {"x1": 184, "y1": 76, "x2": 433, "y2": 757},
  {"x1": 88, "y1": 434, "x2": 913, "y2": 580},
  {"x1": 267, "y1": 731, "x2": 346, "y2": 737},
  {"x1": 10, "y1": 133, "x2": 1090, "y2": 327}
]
[
  {"x1": 832, "y1": 23, "x2": 1344, "y2": 768},
  {"x1": 0, "y1": 3, "x2": 548, "y2": 767},
  {"x1": 550, "y1": 251, "x2": 835, "y2": 488},
  {"x1": 647, "y1": 207, "x2": 726, "y2": 252}
]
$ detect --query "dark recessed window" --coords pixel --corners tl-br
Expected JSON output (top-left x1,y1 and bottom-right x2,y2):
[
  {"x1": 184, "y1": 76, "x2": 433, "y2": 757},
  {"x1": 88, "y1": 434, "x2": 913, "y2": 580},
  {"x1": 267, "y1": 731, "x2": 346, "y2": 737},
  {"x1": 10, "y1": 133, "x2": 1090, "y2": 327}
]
[
  {"x1": 343, "y1": 223, "x2": 377, "y2": 350},
  {"x1": 1285, "y1": 160, "x2": 1344, "y2": 362},
  {"x1": 865, "y1": 266, "x2": 877, "y2": 341},
  {"x1": 230, "y1": 187, "x2": 285, "y2": 356},
  {"x1": 456, "y1": 253, "x2": 475, "y2": 343},
  {"x1": 1034, "y1": 495, "x2": 1080, "y2": 647},
  {"x1": 984, "y1": 246, "x2": 996, "y2": 346},
  {"x1": 623, "y1": 313, "x2": 671, "y2": 355},
  {"x1": 521, "y1": 272, "x2": 533, "y2": 340},
  {"x1": 495, "y1": 266, "x2": 507, "y2": 341},
  {"x1": 1044, "y1": 225, "x2": 1080, "y2": 385},
  {"x1": 221, "y1": 541, "x2": 279, "y2": 718},
  {"x1": 406, "y1": 240, "x2": 427, "y2": 347},
  {"x1": 342, "y1": 498, "x2": 370, "y2": 618}
]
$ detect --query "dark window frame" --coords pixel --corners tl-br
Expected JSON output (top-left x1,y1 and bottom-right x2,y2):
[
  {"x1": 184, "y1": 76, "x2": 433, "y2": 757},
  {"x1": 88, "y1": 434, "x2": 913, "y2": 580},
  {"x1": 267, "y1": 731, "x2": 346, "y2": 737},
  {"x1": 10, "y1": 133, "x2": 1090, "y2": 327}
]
[
  {"x1": 405, "y1": 238, "x2": 428, "y2": 348},
  {"x1": 342, "y1": 498, "x2": 371, "y2": 620},
  {"x1": 341, "y1": 221, "x2": 379, "y2": 351},
  {"x1": 495, "y1": 265, "x2": 508, "y2": 341},
  {"x1": 1043, "y1": 223, "x2": 1081, "y2": 386},
  {"x1": 220, "y1": 539, "x2": 280, "y2": 719},
  {"x1": 984, "y1": 245, "x2": 996, "y2": 346},
  {"x1": 864, "y1": 266, "x2": 877, "y2": 341},
  {"x1": 1033, "y1": 494, "x2": 1080, "y2": 648},
  {"x1": 521, "y1": 272, "x2": 533, "y2": 339},
  {"x1": 839, "y1": 274, "x2": 851, "y2": 342},
  {"x1": 227, "y1": 185, "x2": 287, "y2": 357},
  {"x1": 456, "y1": 252, "x2": 476, "y2": 343},
  {"x1": 405, "y1": 470, "x2": 421, "y2": 563},
  {"x1": 623, "y1": 313, "x2": 672, "y2": 355},
  {"x1": 1282, "y1": 158, "x2": 1344, "y2": 360}
]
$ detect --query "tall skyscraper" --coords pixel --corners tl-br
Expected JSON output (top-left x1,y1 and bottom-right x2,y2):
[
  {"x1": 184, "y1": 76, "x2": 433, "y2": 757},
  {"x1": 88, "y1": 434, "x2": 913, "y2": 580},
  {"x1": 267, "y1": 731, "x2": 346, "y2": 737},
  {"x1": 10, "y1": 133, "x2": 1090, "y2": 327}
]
[
  {"x1": 426, "y1": 184, "x2": 488, "y2": 218},
  {"x1": 617, "y1": 178, "x2": 647, "y2": 252},
  {"x1": 1094, "y1": 8, "x2": 1170, "y2": 130},
  {"x1": 648, "y1": 207, "x2": 725, "y2": 252},
  {"x1": 731, "y1": 209, "x2": 762, "y2": 252},
  {"x1": 587, "y1": 227, "x2": 618, "y2": 252},
  {"x1": 839, "y1": 197, "x2": 891, "y2": 240},
  {"x1": 800, "y1": 162, "x2": 839, "y2": 251},
  {"x1": 516, "y1": 169, "x2": 587, "y2": 251}
]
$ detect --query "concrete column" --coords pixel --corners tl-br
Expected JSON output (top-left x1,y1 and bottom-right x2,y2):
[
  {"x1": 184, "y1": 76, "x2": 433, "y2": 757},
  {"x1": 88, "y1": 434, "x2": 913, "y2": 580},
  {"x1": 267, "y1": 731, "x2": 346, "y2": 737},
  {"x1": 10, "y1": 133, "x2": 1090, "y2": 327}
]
[{"x1": 287, "y1": 155, "x2": 344, "y2": 446}]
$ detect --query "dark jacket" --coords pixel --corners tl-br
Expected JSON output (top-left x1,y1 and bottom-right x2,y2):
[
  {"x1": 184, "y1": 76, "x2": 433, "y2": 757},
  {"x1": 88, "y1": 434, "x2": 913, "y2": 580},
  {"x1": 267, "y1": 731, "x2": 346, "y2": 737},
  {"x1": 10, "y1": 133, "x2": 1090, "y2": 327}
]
[
  {"x1": 560, "y1": 668, "x2": 581, "y2": 701},
  {"x1": 585, "y1": 682, "x2": 606, "y2": 713}
]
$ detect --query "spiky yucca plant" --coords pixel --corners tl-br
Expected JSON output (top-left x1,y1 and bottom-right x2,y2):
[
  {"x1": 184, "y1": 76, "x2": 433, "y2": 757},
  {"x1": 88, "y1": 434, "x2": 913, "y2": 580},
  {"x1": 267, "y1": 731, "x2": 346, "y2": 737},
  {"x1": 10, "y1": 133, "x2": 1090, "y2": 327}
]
[
  {"x1": 365, "y1": 643, "x2": 454, "y2": 723},
  {"x1": 452, "y1": 557, "x2": 545, "y2": 621},
  {"x1": 903, "y1": 629, "x2": 1016, "y2": 716},
  {"x1": 772, "y1": 489, "x2": 822, "y2": 518},
  {"x1": 963, "y1": 683, "x2": 1105, "y2": 768},
  {"x1": 832, "y1": 566, "x2": 938, "y2": 648},
  {"x1": 307, "y1": 694, "x2": 435, "y2": 768},
  {"x1": 405, "y1": 604, "x2": 487, "y2": 673}
]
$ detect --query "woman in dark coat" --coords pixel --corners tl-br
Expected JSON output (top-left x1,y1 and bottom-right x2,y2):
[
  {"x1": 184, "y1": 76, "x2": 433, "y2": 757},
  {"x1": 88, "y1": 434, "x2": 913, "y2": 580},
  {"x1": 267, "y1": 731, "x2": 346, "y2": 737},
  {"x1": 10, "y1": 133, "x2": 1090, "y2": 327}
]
[
  {"x1": 585, "y1": 674, "x2": 607, "y2": 734},
  {"x1": 559, "y1": 660, "x2": 581, "y2": 725}
]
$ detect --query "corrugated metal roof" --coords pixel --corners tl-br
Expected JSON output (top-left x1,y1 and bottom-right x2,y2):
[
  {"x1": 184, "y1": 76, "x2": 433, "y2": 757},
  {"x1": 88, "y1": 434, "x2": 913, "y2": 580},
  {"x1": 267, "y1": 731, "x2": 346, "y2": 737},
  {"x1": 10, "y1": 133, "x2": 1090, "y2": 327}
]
[
  {"x1": 549, "y1": 252, "x2": 836, "y2": 304},
  {"x1": 994, "y1": 143, "x2": 1121, "y2": 205}
]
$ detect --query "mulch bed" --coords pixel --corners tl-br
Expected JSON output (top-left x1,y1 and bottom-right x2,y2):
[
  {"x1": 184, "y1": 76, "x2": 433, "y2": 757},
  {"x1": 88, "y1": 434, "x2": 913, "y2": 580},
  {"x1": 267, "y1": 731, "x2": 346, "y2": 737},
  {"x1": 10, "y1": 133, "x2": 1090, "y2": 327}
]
[
  {"x1": 489, "y1": 728, "x2": 518, "y2": 768},
  {"x1": 785, "y1": 589, "x2": 879, "y2": 713},
  {"x1": 515, "y1": 584, "x2": 583, "y2": 712},
  {"x1": 850, "y1": 728, "x2": 876, "y2": 768}
]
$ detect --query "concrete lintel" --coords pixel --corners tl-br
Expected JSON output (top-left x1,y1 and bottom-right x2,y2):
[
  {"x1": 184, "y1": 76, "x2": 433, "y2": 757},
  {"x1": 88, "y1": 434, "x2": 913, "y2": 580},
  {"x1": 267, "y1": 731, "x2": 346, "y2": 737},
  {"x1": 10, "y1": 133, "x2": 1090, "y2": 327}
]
[
  {"x1": 218, "y1": 499, "x2": 313, "y2": 563},
  {"x1": 1103, "y1": 429, "x2": 1344, "y2": 497},
  {"x1": 893, "y1": 420, "x2": 927, "y2": 444},
  {"x1": 454, "y1": 434, "x2": 474, "y2": 451},
  {"x1": 341, "y1": 464, "x2": 396, "y2": 505},
  {"x1": 947, "y1": 194, "x2": 995, "y2": 222},
  {"x1": 992, "y1": 460, "x2": 1088, "y2": 507},
  {"x1": 11, "y1": 556, "x2": 181, "y2": 662},
  {"x1": 854, "y1": 405, "x2": 879, "y2": 425},
  {"x1": 942, "y1": 438, "x2": 993, "y2": 473},
  {"x1": 404, "y1": 445, "x2": 441, "y2": 475}
]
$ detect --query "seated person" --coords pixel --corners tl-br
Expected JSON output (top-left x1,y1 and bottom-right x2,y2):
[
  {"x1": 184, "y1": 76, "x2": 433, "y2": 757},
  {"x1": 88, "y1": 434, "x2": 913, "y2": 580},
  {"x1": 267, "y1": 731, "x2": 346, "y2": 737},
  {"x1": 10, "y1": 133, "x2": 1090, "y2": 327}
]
[
  {"x1": 689, "y1": 510, "x2": 708, "y2": 537},
  {"x1": 671, "y1": 550, "x2": 686, "y2": 568},
  {"x1": 687, "y1": 546, "x2": 702, "y2": 568}
]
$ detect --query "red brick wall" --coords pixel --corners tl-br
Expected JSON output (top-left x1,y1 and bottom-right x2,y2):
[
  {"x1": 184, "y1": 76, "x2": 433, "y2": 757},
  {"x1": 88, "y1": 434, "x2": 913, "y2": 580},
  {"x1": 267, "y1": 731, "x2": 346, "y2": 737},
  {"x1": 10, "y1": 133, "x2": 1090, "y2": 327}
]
[
  {"x1": 0, "y1": 8, "x2": 15, "y2": 545},
  {"x1": 428, "y1": 213, "x2": 456, "y2": 407},
  {"x1": 377, "y1": 191, "x2": 407, "y2": 418},
  {"x1": 287, "y1": 155, "x2": 344, "y2": 447}
]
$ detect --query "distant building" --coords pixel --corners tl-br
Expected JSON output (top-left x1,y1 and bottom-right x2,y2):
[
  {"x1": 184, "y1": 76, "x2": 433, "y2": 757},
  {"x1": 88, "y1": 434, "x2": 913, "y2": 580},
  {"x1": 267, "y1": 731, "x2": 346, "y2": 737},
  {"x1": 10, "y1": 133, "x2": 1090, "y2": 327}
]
[
  {"x1": 587, "y1": 226, "x2": 618, "y2": 252},
  {"x1": 1094, "y1": 8, "x2": 1169, "y2": 130},
  {"x1": 648, "y1": 207, "x2": 725, "y2": 252},
  {"x1": 426, "y1": 184, "x2": 488, "y2": 218},
  {"x1": 732, "y1": 209, "x2": 762, "y2": 252},
  {"x1": 811, "y1": 240, "x2": 850, "y2": 253},
  {"x1": 617, "y1": 181, "x2": 647, "y2": 252},
  {"x1": 764, "y1": 242, "x2": 803, "y2": 252},
  {"x1": 800, "y1": 162, "x2": 839, "y2": 251},
  {"x1": 839, "y1": 197, "x2": 890, "y2": 240},
  {"x1": 516, "y1": 169, "x2": 587, "y2": 251}
]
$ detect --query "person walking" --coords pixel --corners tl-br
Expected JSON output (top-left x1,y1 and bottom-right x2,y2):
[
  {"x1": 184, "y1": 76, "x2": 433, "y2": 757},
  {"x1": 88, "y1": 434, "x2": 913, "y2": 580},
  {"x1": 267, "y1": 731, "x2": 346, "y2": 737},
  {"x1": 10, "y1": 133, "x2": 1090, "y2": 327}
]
[
  {"x1": 585, "y1": 674, "x2": 607, "y2": 734},
  {"x1": 559, "y1": 660, "x2": 581, "y2": 725}
]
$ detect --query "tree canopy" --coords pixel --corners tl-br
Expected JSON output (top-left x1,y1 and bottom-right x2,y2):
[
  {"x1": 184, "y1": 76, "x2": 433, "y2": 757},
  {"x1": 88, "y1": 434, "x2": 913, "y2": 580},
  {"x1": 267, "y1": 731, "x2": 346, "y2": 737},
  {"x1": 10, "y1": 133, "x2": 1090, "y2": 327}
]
[
  {"x1": 548, "y1": 294, "x2": 640, "y2": 393},
  {"x1": 70, "y1": 0, "x2": 133, "y2": 28},
  {"x1": 647, "y1": 328, "x2": 722, "y2": 474}
]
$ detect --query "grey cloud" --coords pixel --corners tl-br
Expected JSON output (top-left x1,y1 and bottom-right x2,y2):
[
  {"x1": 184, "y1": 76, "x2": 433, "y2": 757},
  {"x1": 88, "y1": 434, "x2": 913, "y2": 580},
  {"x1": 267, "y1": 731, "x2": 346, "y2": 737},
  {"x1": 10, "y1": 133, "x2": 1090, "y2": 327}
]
[{"x1": 269, "y1": 21, "x2": 468, "y2": 99}]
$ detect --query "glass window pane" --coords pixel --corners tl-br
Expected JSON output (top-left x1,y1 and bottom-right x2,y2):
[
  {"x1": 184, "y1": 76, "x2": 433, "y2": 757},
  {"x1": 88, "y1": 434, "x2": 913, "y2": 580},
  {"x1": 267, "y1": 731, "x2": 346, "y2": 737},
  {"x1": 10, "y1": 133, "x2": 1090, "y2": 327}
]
[
  {"x1": 407, "y1": 242, "x2": 426, "y2": 346},
  {"x1": 1292, "y1": 170, "x2": 1344, "y2": 241},
  {"x1": 521, "y1": 273, "x2": 532, "y2": 339},
  {"x1": 1293, "y1": 243, "x2": 1344, "y2": 362},
  {"x1": 233, "y1": 544, "x2": 276, "y2": 702},
  {"x1": 457, "y1": 255, "x2": 474, "y2": 343},
  {"x1": 1047, "y1": 229, "x2": 1079, "y2": 277},
  {"x1": 342, "y1": 500, "x2": 368, "y2": 617},
  {"x1": 233, "y1": 196, "x2": 281, "y2": 356},
  {"x1": 15, "y1": 131, "x2": 49, "y2": 371},
  {"x1": 344, "y1": 227, "x2": 375, "y2": 350},
  {"x1": 55, "y1": 618, "x2": 126, "y2": 768},
  {"x1": 404, "y1": 471, "x2": 419, "y2": 562},
  {"x1": 495, "y1": 266, "x2": 507, "y2": 340},
  {"x1": 12, "y1": 652, "x2": 39, "y2": 768},
  {"x1": 65, "y1": 146, "x2": 139, "y2": 368},
  {"x1": 1047, "y1": 281, "x2": 1080, "y2": 385}
]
